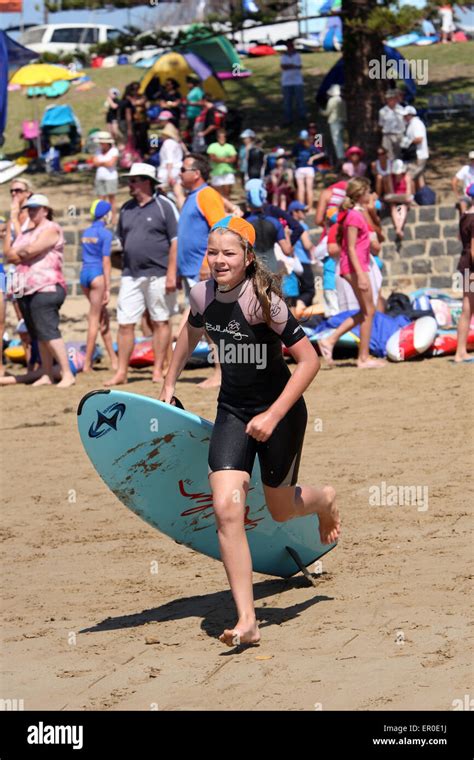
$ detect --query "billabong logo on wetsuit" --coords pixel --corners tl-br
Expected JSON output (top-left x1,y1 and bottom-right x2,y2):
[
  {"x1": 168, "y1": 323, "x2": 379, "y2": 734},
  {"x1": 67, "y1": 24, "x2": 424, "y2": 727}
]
[
  {"x1": 204, "y1": 319, "x2": 249, "y2": 341},
  {"x1": 88, "y1": 402, "x2": 126, "y2": 439}
]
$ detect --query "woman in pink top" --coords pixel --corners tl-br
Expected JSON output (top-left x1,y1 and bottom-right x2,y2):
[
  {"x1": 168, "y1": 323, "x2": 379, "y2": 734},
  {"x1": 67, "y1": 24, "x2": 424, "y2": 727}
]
[
  {"x1": 6, "y1": 194, "x2": 75, "y2": 387},
  {"x1": 317, "y1": 177, "x2": 385, "y2": 369}
]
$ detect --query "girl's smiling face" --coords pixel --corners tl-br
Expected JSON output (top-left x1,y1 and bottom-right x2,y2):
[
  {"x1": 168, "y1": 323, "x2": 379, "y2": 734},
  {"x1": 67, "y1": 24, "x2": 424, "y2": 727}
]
[{"x1": 207, "y1": 231, "x2": 253, "y2": 289}]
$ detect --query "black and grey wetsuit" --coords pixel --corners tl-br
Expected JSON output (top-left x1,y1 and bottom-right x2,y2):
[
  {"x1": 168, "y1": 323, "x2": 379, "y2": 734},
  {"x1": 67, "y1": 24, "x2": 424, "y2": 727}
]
[{"x1": 188, "y1": 277, "x2": 308, "y2": 487}]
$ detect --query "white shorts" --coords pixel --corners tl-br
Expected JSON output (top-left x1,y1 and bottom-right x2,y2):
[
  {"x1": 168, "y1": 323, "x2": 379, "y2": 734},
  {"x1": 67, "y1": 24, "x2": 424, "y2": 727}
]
[
  {"x1": 211, "y1": 173, "x2": 235, "y2": 187},
  {"x1": 117, "y1": 275, "x2": 177, "y2": 325},
  {"x1": 323, "y1": 289, "x2": 339, "y2": 317},
  {"x1": 182, "y1": 276, "x2": 199, "y2": 303},
  {"x1": 295, "y1": 166, "x2": 315, "y2": 180}
]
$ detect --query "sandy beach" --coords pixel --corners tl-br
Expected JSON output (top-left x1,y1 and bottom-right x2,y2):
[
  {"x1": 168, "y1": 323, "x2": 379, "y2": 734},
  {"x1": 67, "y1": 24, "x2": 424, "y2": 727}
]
[{"x1": 1, "y1": 293, "x2": 472, "y2": 712}]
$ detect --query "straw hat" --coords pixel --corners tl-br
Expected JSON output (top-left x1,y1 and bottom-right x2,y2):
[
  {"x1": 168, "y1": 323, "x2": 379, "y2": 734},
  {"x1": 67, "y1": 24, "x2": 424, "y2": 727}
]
[
  {"x1": 159, "y1": 123, "x2": 180, "y2": 141},
  {"x1": 93, "y1": 130, "x2": 115, "y2": 144}
]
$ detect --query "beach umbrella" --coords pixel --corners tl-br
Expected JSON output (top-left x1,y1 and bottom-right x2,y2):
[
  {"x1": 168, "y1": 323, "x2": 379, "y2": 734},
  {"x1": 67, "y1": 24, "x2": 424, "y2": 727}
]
[
  {"x1": 10, "y1": 63, "x2": 81, "y2": 87},
  {"x1": 10, "y1": 64, "x2": 81, "y2": 157}
]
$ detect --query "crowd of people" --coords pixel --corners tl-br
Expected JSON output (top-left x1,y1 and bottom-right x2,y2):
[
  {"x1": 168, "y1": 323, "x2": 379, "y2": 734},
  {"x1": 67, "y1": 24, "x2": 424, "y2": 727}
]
[{"x1": 1, "y1": 40, "x2": 473, "y2": 389}]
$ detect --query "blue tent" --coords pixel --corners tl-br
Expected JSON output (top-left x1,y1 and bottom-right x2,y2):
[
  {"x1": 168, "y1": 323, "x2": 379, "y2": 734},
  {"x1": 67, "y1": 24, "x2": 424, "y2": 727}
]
[
  {"x1": 316, "y1": 44, "x2": 416, "y2": 106},
  {"x1": 0, "y1": 30, "x2": 39, "y2": 144},
  {"x1": 322, "y1": 16, "x2": 343, "y2": 51}
]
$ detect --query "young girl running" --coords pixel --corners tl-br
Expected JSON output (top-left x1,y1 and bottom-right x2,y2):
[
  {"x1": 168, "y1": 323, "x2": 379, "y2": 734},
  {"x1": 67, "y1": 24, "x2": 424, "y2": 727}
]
[
  {"x1": 317, "y1": 177, "x2": 386, "y2": 369},
  {"x1": 160, "y1": 216, "x2": 340, "y2": 647},
  {"x1": 79, "y1": 200, "x2": 117, "y2": 372}
]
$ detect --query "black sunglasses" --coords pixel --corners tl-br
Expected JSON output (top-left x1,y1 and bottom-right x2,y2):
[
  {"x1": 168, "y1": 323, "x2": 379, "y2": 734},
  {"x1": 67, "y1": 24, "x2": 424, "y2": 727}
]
[
  {"x1": 10, "y1": 188, "x2": 26, "y2": 195},
  {"x1": 180, "y1": 166, "x2": 198, "y2": 173}
]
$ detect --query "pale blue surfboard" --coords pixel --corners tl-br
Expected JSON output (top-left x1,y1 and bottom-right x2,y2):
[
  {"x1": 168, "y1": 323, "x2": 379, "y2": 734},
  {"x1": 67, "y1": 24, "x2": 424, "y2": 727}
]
[{"x1": 77, "y1": 390, "x2": 337, "y2": 578}]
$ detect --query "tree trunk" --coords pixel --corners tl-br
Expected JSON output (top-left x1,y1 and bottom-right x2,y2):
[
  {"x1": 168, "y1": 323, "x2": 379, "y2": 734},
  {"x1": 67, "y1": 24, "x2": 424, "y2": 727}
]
[{"x1": 342, "y1": 0, "x2": 385, "y2": 156}]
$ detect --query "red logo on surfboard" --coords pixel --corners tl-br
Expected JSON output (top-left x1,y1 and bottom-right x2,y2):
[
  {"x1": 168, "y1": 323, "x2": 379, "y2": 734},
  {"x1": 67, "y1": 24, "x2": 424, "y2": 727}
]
[{"x1": 178, "y1": 480, "x2": 263, "y2": 530}]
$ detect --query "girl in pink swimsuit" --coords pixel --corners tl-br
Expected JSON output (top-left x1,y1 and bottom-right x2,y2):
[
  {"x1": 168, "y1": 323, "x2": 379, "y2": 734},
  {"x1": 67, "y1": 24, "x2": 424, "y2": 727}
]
[{"x1": 317, "y1": 177, "x2": 386, "y2": 369}]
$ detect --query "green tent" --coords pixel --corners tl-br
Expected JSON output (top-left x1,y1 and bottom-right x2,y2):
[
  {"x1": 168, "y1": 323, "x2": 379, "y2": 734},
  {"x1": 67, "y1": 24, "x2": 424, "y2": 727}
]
[{"x1": 176, "y1": 24, "x2": 250, "y2": 78}]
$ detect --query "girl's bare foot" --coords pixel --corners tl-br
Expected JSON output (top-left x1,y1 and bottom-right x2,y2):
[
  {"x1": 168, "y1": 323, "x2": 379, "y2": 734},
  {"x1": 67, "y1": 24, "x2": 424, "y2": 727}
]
[
  {"x1": 32, "y1": 375, "x2": 53, "y2": 386},
  {"x1": 82, "y1": 363, "x2": 92, "y2": 373},
  {"x1": 219, "y1": 618, "x2": 260, "y2": 648},
  {"x1": 57, "y1": 374, "x2": 76, "y2": 388},
  {"x1": 104, "y1": 372, "x2": 128, "y2": 387},
  {"x1": 152, "y1": 370, "x2": 164, "y2": 383},
  {"x1": 317, "y1": 486, "x2": 341, "y2": 545},
  {"x1": 0, "y1": 375, "x2": 16, "y2": 385},
  {"x1": 357, "y1": 358, "x2": 386, "y2": 369},
  {"x1": 317, "y1": 338, "x2": 334, "y2": 366}
]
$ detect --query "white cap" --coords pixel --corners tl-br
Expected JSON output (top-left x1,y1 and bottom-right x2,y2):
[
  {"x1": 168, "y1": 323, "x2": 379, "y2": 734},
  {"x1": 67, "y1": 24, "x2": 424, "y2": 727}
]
[
  {"x1": 22, "y1": 193, "x2": 51, "y2": 209},
  {"x1": 124, "y1": 163, "x2": 158, "y2": 183},
  {"x1": 402, "y1": 106, "x2": 417, "y2": 116},
  {"x1": 327, "y1": 84, "x2": 341, "y2": 97},
  {"x1": 392, "y1": 159, "x2": 406, "y2": 174},
  {"x1": 240, "y1": 129, "x2": 256, "y2": 138},
  {"x1": 469, "y1": 150, "x2": 474, "y2": 160}
]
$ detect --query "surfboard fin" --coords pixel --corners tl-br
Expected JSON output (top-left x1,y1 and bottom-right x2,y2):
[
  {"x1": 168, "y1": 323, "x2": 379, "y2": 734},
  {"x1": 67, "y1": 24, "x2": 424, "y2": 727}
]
[{"x1": 285, "y1": 546, "x2": 318, "y2": 587}]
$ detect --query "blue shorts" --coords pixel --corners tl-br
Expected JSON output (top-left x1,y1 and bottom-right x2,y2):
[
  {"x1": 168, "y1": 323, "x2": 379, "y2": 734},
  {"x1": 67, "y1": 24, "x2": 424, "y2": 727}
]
[{"x1": 80, "y1": 266, "x2": 104, "y2": 289}]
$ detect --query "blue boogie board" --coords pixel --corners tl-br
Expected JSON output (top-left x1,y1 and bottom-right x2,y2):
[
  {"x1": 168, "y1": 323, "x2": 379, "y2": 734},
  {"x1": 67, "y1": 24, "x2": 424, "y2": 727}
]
[{"x1": 77, "y1": 390, "x2": 337, "y2": 578}]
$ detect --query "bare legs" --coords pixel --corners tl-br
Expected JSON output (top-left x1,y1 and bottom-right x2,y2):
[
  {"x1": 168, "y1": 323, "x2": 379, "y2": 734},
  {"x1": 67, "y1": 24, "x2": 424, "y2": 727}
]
[
  {"x1": 209, "y1": 470, "x2": 260, "y2": 648},
  {"x1": 104, "y1": 323, "x2": 134, "y2": 386},
  {"x1": 210, "y1": 469, "x2": 341, "y2": 648},
  {"x1": 318, "y1": 274, "x2": 386, "y2": 368},
  {"x1": 454, "y1": 290, "x2": 474, "y2": 362},
  {"x1": 151, "y1": 319, "x2": 171, "y2": 383},
  {"x1": 33, "y1": 337, "x2": 75, "y2": 387},
  {"x1": 390, "y1": 202, "x2": 408, "y2": 239},
  {"x1": 296, "y1": 174, "x2": 314, "y2": 211},
  {"x1": 82, "y1": 279, "x2": 117, "y2": 372},
  {"x1": 264, "y1": 483, "x2": 340, "y2": 545}
]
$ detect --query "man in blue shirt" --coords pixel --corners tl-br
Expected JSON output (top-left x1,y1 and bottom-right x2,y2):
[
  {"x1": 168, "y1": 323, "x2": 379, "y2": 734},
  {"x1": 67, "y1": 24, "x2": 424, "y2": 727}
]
[{"x1": 288, "y1": 200, "x2": 316, "y2": 307}]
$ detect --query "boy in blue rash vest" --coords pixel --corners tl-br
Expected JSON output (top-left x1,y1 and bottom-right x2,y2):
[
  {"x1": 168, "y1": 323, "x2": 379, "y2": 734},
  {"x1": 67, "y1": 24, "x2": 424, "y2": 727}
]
[
  {"x1": 80, "y1": 200, "x2": 117, "y2": 372},
  {"x1": 161, "y1": 215, "x2": 340, "y2": 648}
]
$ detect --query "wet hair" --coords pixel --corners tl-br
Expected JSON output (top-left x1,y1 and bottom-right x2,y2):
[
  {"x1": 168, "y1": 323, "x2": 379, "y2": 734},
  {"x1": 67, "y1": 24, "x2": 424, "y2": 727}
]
[
  {"x1": 210, "y1": 227, "x2": 283, "y2": 328},
  {"x1": 336, "y1": 177, "x2": 371, "y2": 246},
  {"x1": 184, "y1": 153, "x2": 210, "y2": 181}
]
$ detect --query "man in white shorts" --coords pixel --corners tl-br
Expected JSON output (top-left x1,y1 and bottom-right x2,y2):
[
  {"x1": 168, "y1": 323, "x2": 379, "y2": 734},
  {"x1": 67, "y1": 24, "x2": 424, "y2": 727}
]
[
  {"x1": 401, "y1": 106, "x2": 429, "y2": 190},
  {"x1": 105, "y1": 163, "x2": 178, "y2": 386}
]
